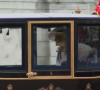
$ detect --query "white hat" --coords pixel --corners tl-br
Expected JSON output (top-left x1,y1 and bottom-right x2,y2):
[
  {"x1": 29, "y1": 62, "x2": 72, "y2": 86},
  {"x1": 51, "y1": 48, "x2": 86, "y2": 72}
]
[{"x1": 48, "y1": 26, "x2": 66, "y2": 41}]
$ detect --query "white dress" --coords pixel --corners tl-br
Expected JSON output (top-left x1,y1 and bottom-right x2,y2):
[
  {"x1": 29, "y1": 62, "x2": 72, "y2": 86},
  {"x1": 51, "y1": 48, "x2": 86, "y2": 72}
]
[
  {"x1": 78, "y1": 43, "x2": 97, "y2": 64},
  {"x1": 56, "y1": 43, "x2": 97, "y2": 65}
]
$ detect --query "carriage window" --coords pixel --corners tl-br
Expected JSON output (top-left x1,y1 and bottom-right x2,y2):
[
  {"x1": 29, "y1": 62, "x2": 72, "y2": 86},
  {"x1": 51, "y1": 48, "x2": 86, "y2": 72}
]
[
  {"x1": 33, "y1": 26, "x2": 68, "y2": 66},
  {"x1": 0, "y1": 25, "x2": 27, "y2": 78},
  {"x1": 75, "y1": 25, "x2": 100, "y2": 72},
  {"x1": 0, "y1": 28, "x2": 22, "y2": 66},
  {"x1": 32, "y1": 24, "x2": 70, "y2": 71}
]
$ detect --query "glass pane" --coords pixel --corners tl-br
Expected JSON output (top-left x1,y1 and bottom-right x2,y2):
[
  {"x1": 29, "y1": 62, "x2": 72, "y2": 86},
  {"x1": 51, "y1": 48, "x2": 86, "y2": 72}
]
[
  {"x1": 0, "y1": 28, "x2": 22, "y2": 66},
  {"x1": 77, "y1": 25, "x2": 100, "y2": 70},
  {"x1": 32, "y1": 25, "x2": 70, "y2": 67}
]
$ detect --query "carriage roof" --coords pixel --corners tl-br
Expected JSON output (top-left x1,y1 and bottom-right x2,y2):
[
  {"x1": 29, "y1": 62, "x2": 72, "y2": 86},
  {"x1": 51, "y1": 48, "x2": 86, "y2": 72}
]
[{"x1": 0, "y1": 13, "x2": 99, "y2": 19}]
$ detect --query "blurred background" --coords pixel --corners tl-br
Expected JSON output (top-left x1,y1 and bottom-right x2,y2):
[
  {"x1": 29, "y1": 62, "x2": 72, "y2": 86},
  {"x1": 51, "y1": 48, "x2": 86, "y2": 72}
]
[{"x1": 0, "y1": 0, "x2": 98, "y2": 14}]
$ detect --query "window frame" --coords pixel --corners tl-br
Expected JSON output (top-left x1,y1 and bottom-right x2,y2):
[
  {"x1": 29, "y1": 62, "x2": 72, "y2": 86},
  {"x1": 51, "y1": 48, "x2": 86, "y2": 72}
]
[{"x1": 28, "y1": 20, "x2": 74, "y2": 79}]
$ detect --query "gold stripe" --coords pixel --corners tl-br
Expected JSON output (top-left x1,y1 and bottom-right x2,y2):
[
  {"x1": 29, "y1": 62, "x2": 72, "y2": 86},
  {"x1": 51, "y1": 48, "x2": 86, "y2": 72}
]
[
  {"x1": 28, "y1": 21, "x2": 32, "y2": 78},
  {"x1": 0, "y1": 78, "x2": 29, "y2": 80},
  {"x1": 1, "y1": 76, "x2": 100, "y2": 80},
  {"x1": 71, "y1": 21, "x2": 74, "y2": 78},
  {"x1": 29, "y1": 76, "x2": 72, "y2": 79}
]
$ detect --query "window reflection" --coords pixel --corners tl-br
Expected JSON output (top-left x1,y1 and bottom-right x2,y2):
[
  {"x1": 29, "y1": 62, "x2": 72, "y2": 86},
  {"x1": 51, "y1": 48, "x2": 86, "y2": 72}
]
[
  {"x1": 32, "y1": 26, "x2": 68, "y2": 66},
  {"x1": 0, "y1": 28, "x2": 22, "y2": 66},
  {"x1": 77, "y1": 26, "x2": 100, "y2": 70}
]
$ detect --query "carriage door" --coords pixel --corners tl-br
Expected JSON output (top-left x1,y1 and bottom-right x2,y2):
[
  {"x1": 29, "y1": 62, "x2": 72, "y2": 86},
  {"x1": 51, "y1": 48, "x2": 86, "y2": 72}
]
[{"x1": 27, "y1": 20, "x2": 74, "y2": 79}]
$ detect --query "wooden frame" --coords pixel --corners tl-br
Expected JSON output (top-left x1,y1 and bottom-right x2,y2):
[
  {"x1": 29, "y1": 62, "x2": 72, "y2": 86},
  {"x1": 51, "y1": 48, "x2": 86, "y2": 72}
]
[{"x1": 28, "y1": 20, "x2": 74, "y2": 79}]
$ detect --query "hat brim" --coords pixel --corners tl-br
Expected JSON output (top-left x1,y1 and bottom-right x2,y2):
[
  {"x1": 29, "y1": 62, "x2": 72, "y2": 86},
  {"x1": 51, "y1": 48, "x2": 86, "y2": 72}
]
[{"x1": 48, "y1": 27, "x2": 66, "y2": 41}]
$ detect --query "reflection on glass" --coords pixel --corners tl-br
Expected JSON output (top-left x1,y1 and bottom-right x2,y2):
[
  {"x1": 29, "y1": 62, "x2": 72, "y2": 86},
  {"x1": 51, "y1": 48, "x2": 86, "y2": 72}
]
[
  {"x1": 33, "y1": 26, "x2": 67, "y2": 66},
  {"x1": 0, "y1": 28, "x2": 22, "y2": 66},
  {"x1": 77, "y1": 26, "x2": 100, "y2": 70}
]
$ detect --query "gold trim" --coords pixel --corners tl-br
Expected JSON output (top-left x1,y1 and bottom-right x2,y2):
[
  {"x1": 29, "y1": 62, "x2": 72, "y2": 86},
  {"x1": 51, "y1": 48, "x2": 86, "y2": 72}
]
[
  {"x1": 0, "y1": 78, "x2": 29, "y2": 80},
  {"x1": 7, "y1": 84, "x2": 13, "y2": 90},
  {"x1": 28, "y1": 21, "x2": 74, "y2": 24},
  {"x1": 38, "y1": 83, "x2": 64, "y2": 90},
  {"x1": 28, "y1": 21, "x2": 32, "y2": 79},
  {"x1": 26, "y1": 72, "x2": 37, "y2": 78},
  {"x1": 0, "y1": 76, "x2": 100, "y2": 80},
  {"x1": 73, "y1": 76, "x2": 100, "y2": 79},
  {"x1": 85, "y1": 83, "x2": 91, "y2": 90},
  {"x1": 28, "y1": 76, "x2": 72, "y2": 79},
  {"x1": 71, "y1": 21, "x2": 74, "y2": 78},
  {"x1": 27, "y1": 76, "x2": 100, "y2": 79},
  {"x1": 28, "y1": 20, "x2": 74, "y2": 79}
]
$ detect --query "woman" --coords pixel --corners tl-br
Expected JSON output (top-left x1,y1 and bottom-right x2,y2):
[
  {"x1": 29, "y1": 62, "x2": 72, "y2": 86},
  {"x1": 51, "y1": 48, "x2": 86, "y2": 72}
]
[
  {"x1": 48, "y1": 26, "x2": 67, "y2": 65},
  {"x1": 48, "y1": 26, "x2": 97, "y2": 66}
]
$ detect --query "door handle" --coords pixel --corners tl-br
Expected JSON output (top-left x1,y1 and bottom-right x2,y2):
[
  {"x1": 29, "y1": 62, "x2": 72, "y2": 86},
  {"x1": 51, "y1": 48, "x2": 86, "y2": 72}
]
[{"x1": 26, "y1": 72, "x2": 37, "y2": 77}]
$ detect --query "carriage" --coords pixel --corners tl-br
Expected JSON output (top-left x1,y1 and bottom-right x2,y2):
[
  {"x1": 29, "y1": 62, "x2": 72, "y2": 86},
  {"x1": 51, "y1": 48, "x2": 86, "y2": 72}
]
[{"x1": 0, "y1": 13, "x2": 100, "y2": 90}]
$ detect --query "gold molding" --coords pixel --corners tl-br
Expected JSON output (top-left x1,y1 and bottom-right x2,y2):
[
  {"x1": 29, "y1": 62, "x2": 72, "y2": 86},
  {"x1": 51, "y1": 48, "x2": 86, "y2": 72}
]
[
  {"x1": 28, "y1": 76, "x2": 100, "y2": 79},
  {"x1": 38, "y1": 83, "x2": 64, "y2": 90},
  {"x1": 28, "y1": 76, "x2": 72, "y2": 79},
  {"x1": 26, "y1": 72, "x2": 37, "y2": 79},
  {"x1": 28, "y1": 20, "x2": 74, "y2": 79},
  {"x1": 0, "y1": 76, "x2": 100, "y2": 80},
  {"x1": 7, "y1": 84, "x2": 13, "y2": 90},
  {"x1": 28, "y1": 21, "x2": 32, "y2": 79},
  {"x1": 73, "y1": 76, "x2": 100, "y2": 79},
  {"x1": 85, "y1": 83, "x2": 92, "y2": 90},
  {"x1": 28, "y1": 21, "x2": 74, "y2": 24},
  {"x1": 0, "y1": 78, "x2": 29, "y2": 80},
  {"x1": 71, "y1": 21, "x2": 74, "y2": 78}
]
